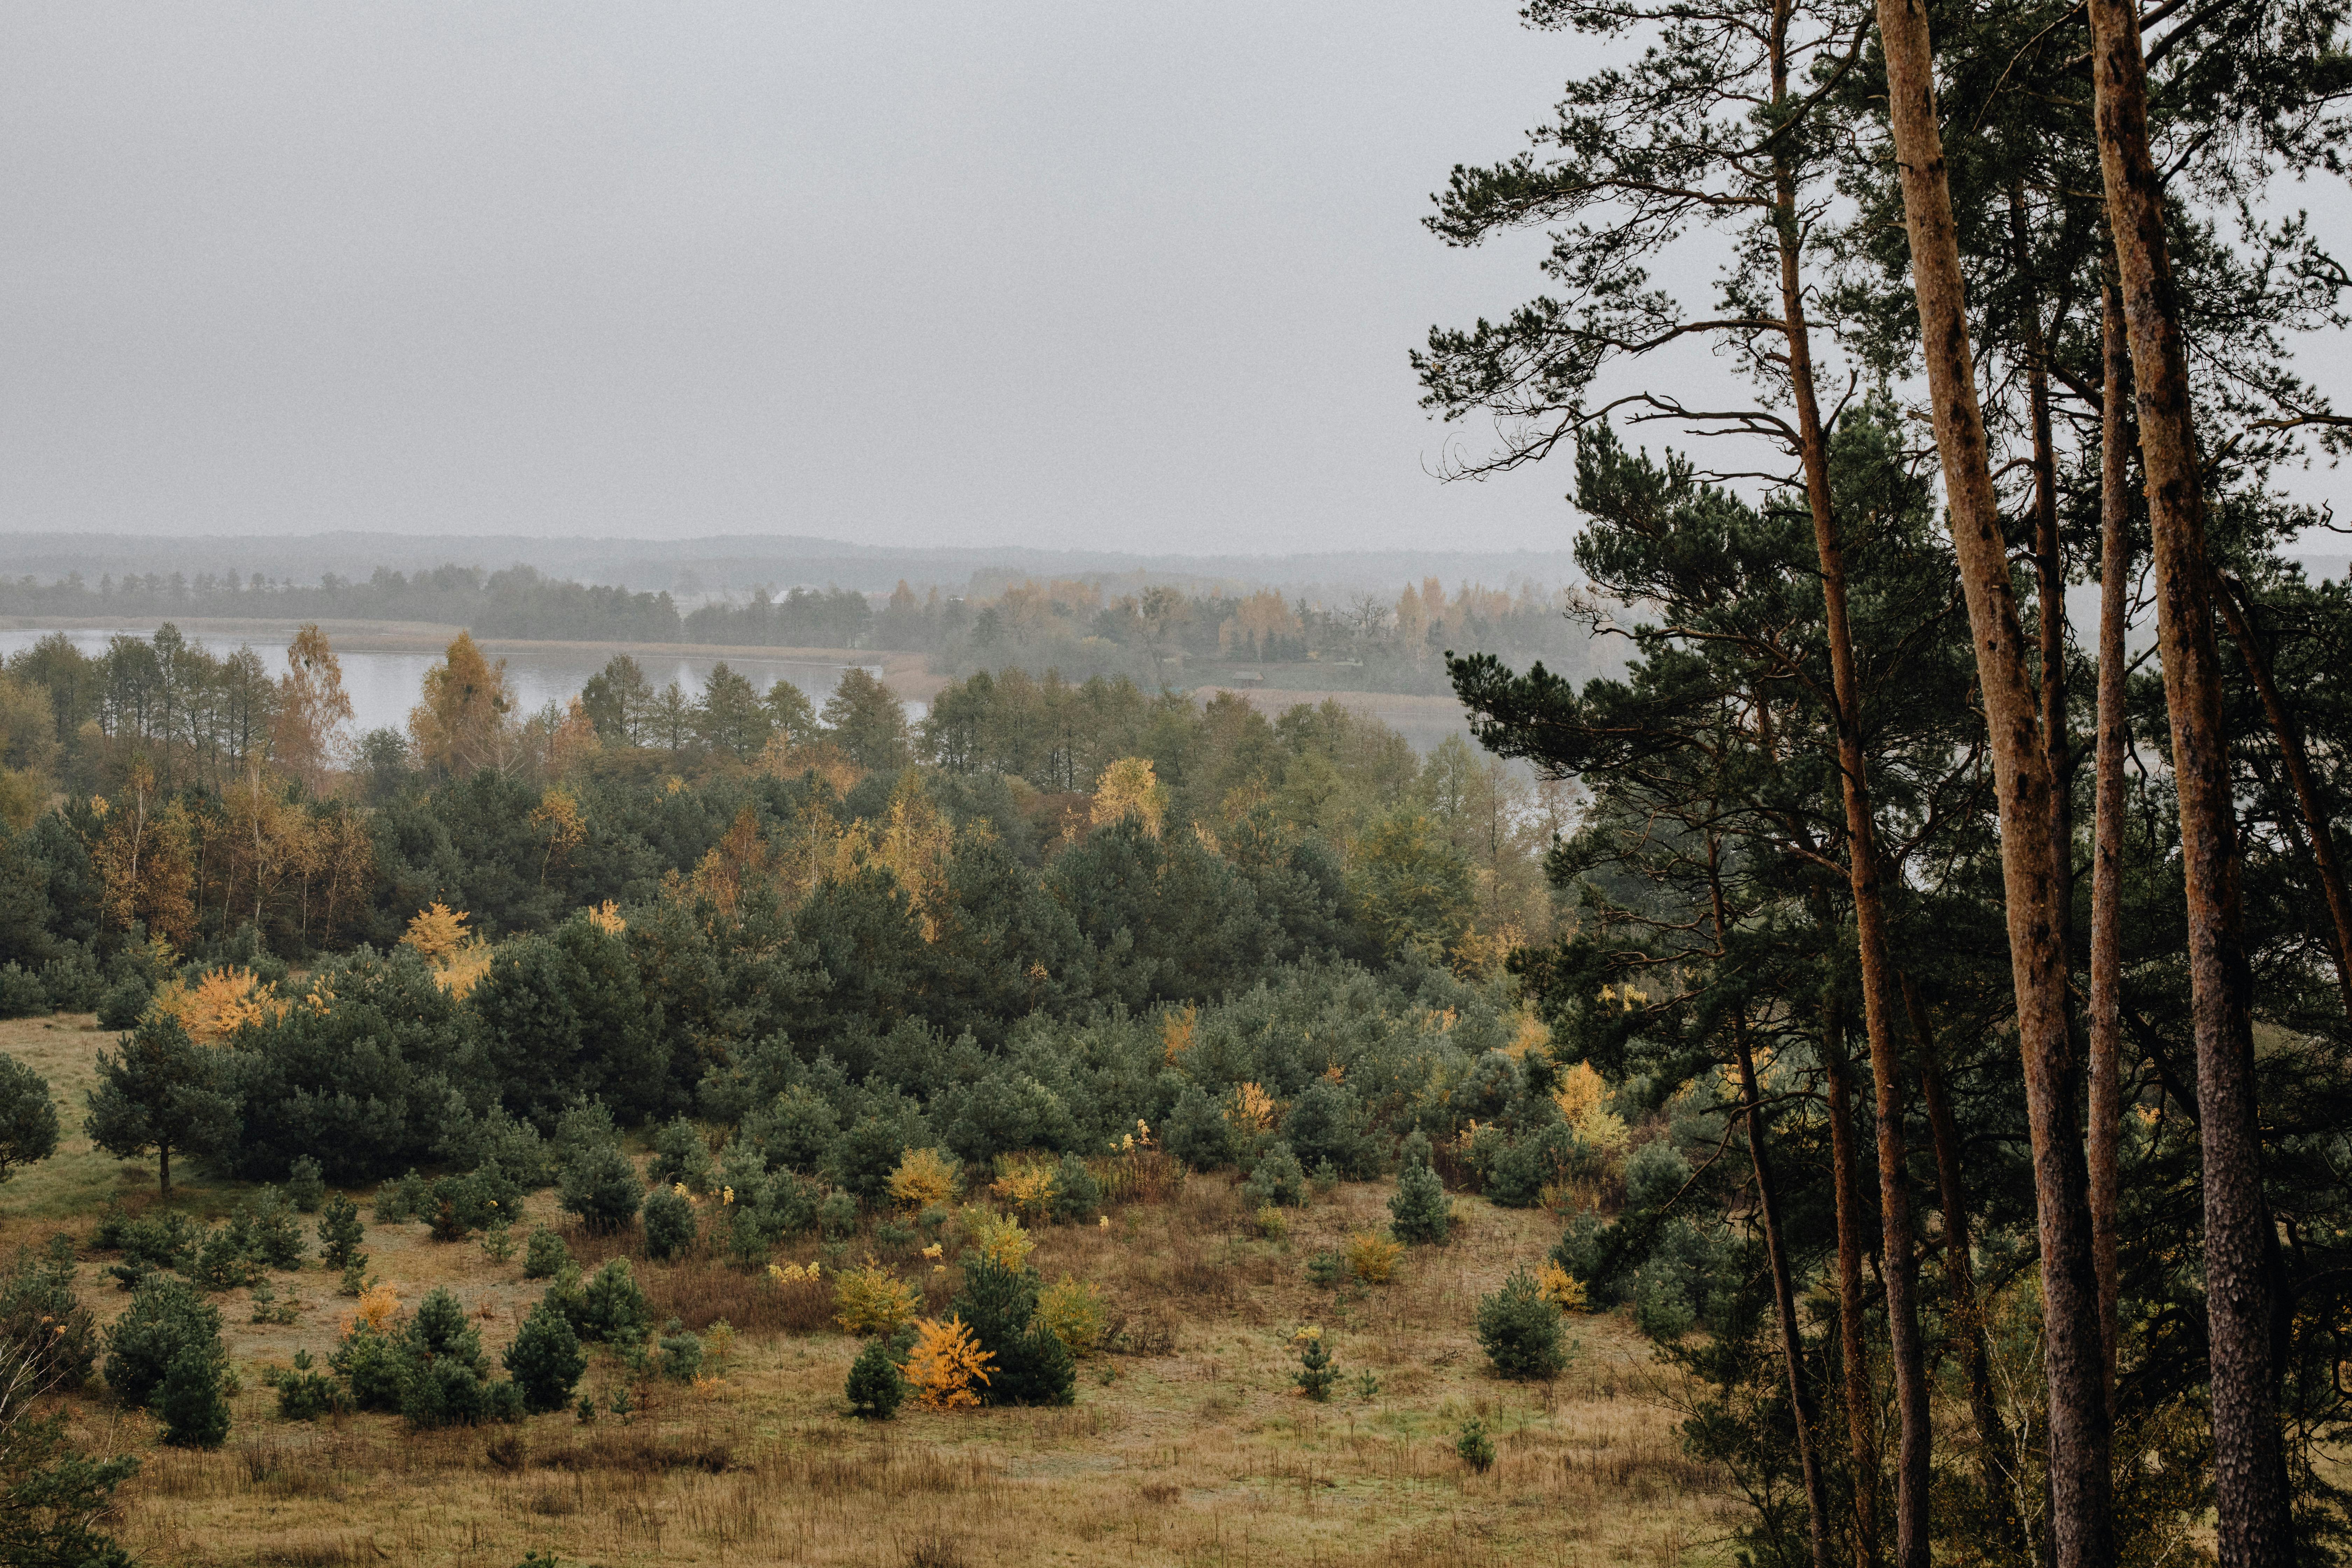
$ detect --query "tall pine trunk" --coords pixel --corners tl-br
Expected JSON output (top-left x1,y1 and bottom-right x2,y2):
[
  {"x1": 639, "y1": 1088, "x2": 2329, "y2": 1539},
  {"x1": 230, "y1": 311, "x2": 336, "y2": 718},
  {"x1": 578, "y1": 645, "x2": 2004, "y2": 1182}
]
[
  {"x1": 2088, "y1": 280, "x2": 2133, "y2": 1408},
  {"x1": 1772, "y1": 24, "x2": 1930, "y2": 1561},
  {"x1": 1715, "y1": 839, "x2": 1834, "y2": 1568},
  {"x1": 1903, "y1": 975, "x2": 2021, "y2": 1554},
  {"x1": 1823, "y1": 1002, "x2": 1882, "y2": 1568},
  {"x1": 1867, "y1": 0, "x2": 2114, "y2": 1558},
  {"x1": 2085, "y1": 0, "x2": 2293, "y2": 1557}
]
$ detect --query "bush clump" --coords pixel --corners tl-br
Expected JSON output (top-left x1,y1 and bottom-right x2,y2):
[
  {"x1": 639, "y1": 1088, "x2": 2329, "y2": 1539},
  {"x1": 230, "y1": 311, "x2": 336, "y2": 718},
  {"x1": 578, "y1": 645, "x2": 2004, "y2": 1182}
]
[
  {"x1": 845, "y1": 1337, "x2": 907, "y2": 1419},
  {"x1": 642, "y1": 1185, "x2": 698, "y2": 1260},
  {"x1": 522, "y1": 1226, "x2": 569, "y2": 1280},
  {"x1": 1475, "y1": 1267, "x2": 1569, "y2": 1381},
  {"x1": 1242, "y1": 1141, "x2": 1305, "y2": 1209},
  {"x1": 104, "y1": 1275, "x2": 223, "y2": 1410},
  {"x1": 156, "y1": 1344, "x2": 232, "y2": 1448},
  {"x1": 557, "y1": 1143, "x2": 641, "y2": 1234},
  {"x1": 503, "y1": 1298, "x2": 588, "y2": 1414},
  {"x1": 1388, "y1": 1157, "x2": 1450, "y2": 1246},
  {"x1": 950, "y1": 1254, "x2": 1073, "y2": 1407}
]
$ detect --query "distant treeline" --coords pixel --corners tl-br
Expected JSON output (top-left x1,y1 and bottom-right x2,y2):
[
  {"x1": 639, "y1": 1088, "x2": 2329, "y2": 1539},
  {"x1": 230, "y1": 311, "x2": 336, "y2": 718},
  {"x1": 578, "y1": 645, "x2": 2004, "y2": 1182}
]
[
  {"x1": 0, "y1": 567, "x2": 1602, "y2": 696},
  {"x1": 0, "y1": 567, "x2": 872, "y2": 649}
]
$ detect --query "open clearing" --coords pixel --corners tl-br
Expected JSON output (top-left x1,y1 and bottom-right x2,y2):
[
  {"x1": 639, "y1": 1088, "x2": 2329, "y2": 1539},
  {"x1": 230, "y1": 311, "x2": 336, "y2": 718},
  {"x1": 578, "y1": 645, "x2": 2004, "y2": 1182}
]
[{"x1": 0, "y1": 1015, "x2": 1733, "y2": 1568}]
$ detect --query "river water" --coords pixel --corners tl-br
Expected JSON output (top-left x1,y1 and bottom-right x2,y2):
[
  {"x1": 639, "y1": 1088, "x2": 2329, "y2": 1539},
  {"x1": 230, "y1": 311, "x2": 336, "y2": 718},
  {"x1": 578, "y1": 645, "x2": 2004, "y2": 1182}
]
[{"x1": 0, "y1": 628, "x2": 911, "y2": 738}]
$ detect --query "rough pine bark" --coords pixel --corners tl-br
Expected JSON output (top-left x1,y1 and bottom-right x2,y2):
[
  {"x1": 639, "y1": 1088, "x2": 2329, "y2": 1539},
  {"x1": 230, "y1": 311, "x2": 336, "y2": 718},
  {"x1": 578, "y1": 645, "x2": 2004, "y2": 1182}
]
[
  {"x1": 1822, "y1": 1004, "x2": 1882, "y2": 1568},
  {"x1": 1773, "y1": 83, "x2": 1932, "y2": 1568},
  {"x1": 1715, "y1": 843, "x2": 1833, "y2": 1568},
  {"x1": 2085, "y1": 0, "x2": 2294, "y2": 1557},
  {"x1": 1866, "y1": 0, "x2": 2114, "y2": 1558},
  {"x1": 1902, "y1": 975, "x2": 2021, "y2": 1554},
  {"x1": 2088, "y1": 281, "x2": 2133, "y2": 1408}
]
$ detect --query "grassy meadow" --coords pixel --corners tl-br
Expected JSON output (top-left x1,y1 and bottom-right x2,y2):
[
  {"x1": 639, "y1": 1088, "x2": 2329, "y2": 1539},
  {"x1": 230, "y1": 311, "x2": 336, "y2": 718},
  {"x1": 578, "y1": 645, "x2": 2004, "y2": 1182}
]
[{"x1": 0, "y1": 1013, "x2": 1732, "y2": 1568}]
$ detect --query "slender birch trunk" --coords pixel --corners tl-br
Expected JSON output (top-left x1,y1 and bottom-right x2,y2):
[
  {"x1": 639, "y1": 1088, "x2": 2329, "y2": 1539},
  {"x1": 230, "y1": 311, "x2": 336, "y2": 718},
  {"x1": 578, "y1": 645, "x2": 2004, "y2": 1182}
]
[{"x1": 1867, "y1": 0, "x2": 2114, "y2": 1557}]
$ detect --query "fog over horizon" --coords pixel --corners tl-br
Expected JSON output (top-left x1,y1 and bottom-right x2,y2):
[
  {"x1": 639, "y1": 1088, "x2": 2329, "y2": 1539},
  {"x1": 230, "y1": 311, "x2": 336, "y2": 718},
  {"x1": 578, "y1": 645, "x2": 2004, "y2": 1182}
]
[{"x1": 3, "y1": 5, "x2": 2345, "y2": 561}]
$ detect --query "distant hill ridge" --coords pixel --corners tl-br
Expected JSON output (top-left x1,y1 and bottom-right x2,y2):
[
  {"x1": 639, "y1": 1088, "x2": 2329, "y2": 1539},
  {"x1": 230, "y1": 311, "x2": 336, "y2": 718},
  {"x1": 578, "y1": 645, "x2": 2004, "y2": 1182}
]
[{"x1": 0, "y1": 530, "x2": 1587, "y2": 598}]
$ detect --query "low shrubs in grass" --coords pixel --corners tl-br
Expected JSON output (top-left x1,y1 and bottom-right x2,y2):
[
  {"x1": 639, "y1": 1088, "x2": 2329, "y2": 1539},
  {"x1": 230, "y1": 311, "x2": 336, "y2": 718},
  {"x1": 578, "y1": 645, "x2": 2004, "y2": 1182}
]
[
  {"x1": 1476, "y1": 1267, "x2": 1569, "y2": 1381},
  {"x1": 523, "y1": 1226, "x2": 569, "y2": 1280},
  {"x1": 1456, "y1": 1417, "x2": 1495, "y2": 1473},
  {"x1": 1034, "y1": 1276, "x2": 1107, "y2": 1357},
  {"x1": 557, "y1": 1144, "x2": 641, "y2": 1233},
  {"x1": 832, "y1": 1261, "x2": 918, "y2": 1337},
  {"x1": 1293, "y1": 1326, "x2": 1339, "y2": 1401},
  {"x1": 104, "y1": 1275, "x2": 222, "y2": 1410},
  {"x1": 1344, "y1": 1231, "x2": 1402, "y2": 1284},
  {"x1": 952, "y1": 1255, "x2": 1073, "y2": 1407},
  {"x1": 845, "y1": 1337, "x2": 907, "y2": 1419},
  {"x1": 1389, "y1": 1159, "x2": 1450, "y2": 1245},
  {"x1": 642, "y1": 1185, "x2": 698, "y2": 1260},
  {"x1": 504, "y1": 1298, "x2": 587, "y2": 1414}
]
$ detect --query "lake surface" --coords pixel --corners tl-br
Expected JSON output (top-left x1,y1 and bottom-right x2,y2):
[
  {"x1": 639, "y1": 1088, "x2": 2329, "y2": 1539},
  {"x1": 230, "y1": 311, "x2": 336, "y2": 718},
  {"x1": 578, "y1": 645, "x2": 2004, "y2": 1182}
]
[{"x1": 0, "y1": 628, "x2": 916, "y2": 738}]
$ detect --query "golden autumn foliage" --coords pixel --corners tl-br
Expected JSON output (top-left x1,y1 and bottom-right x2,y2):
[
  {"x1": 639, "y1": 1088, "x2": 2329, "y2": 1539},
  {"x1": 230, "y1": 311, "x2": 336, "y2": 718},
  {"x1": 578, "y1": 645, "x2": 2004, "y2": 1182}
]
[
  {"x1": 886, "y1": 1148, "x2": 960, "y2": 1211},
  {"x1": 1536, "y1": 1260, "x2": 1589, "y2": 1312},
  {"x1": 1344, "y1": 1231, "x2": 1404, "y2": 1284},
  {"x1": 1035, "y1": 1277, "x2": 1108, "y2": 1358},
  {"x1": 1160, "y1": 1003, "x2": 1197, "y2": 1065},
  {"x1": 92, "y1": 763, "x2": 196, "y2": 946},
  {"x1": 989, "y1": 1161, "x2": 1058, "y2": 1222},
  {"x1": 528, "y1": 786, "x2": 587, "y2": 885},
  {"x1": 271, "y1": 624, "x2": 355, "y2": 797},
  {"x1": 157, "y1": 966, "x2": 287, "y2": 1043},
  {"x1": 960, "y1": 1209, "x2": 1035, "y2": 1270},
  {"x1": 401, "y1": 902, "x2": 491, "y2": 997},
  {"x1": 832, "y1": 1261, "x2": 919, "y2": 1337},
  {"x1": 1225, "y1": 1081, "x2": 1278, "y2": 1134},
  {"x1": 408, "y1": 632, "x2": 511, "y2": 777},
  {"x1": 342, "y1": 1283, "x2": 400, "y2": 1336},
  {"x1": 1089, "y1": 756, "x2": 1167, "y2": 838},
  {"x1": 901, "y1": 1315, "x2": 993, "y2": 1411},
  {"x1": 586, "y1": 900, "x2": 625, "y2": 936},
  {"x1": 1553, "y1": 1062, "x2": 1630, "y2": 1156}
]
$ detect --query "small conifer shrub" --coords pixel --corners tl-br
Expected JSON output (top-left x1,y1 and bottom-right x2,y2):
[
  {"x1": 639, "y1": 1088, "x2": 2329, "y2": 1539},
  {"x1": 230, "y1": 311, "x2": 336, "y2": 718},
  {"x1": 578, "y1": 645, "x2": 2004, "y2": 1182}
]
[
  {"x1": 522, "y1": 1226, "x2": 569, "y2": 1280},
  {"x1": 1455, "y1": 1416, "x2": 1496, "y2": 1473},
  {"x1": 1389, "y1": 1158, "x2": 1450, "y2": 1245},
  {"x1": 1475, "y1": 1267, "x2": 1569, "y2": 1381},
  {"x1": 846, "y1": 1337, "x2": 907, "y2": 1419},
  {"x1": 1292, "y1": 1326, "x2": 1338, "y2": 1402}
]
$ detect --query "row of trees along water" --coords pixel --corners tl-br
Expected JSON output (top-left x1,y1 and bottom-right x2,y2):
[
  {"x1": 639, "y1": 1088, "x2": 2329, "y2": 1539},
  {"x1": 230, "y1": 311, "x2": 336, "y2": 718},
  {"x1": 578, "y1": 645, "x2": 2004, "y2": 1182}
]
[
  {"x1": 0, "y1": 620, "x2": 1570, "y2": 1006},
  {"x1": 1409, "y1": 0, "x2": 2352, "y2": 1559},
  {"x1": 0, "y1": 562, "x2": 1606, "y2": 696}
]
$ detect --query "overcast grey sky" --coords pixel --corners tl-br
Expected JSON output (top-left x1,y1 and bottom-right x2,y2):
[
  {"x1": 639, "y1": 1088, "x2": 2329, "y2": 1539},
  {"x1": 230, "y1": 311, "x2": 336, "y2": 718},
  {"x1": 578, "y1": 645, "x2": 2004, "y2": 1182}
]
[{"x1": 1, "y1": 5, "x2": 2344, "y2": 557}]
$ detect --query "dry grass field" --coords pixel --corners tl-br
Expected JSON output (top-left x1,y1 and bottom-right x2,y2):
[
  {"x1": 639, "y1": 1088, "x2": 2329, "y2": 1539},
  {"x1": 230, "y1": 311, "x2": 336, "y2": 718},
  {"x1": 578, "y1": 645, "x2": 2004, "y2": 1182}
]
[{"x1": 0, "y1": 1015, "x2": 1736, "y2": 1568}]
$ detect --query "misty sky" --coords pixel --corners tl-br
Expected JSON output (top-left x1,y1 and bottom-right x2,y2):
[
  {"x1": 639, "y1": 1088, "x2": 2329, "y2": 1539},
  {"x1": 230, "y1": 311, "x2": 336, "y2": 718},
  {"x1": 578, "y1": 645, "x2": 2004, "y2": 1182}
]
[{"x1": 2, "y1": 5, "x2": 2345, "y2": 557}]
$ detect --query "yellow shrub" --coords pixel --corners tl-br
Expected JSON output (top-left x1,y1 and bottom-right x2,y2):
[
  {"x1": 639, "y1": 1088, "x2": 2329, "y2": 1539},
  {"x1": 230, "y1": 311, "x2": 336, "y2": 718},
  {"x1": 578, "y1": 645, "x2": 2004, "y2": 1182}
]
[
  {"x1": 901, "y1": 1315, "x2": 993, "y2": 1410},
  {"x1": 961, "y1": 1209, "x2": 1035, "y2": 1270},
  {"x1": 831, "y1": 1261, "x2": 918, "y2": 1336},
  {"x1": 990, "y1": 1161, "x2": 1058, "y2": 1221},
  {"x1": 1225, "y1": 1081, "x2": 1277, "y2": 1133},
  {"x1": 1536, "y1": 1260, "x2": 1588, "y2": 1312},
  {"x1": 160, "y1": 966, "x2": 288, "y2": 1042},
  {"x1": 887, "y1": 1147, "x2": 960, "y2": 1211},
  {"x1": 401, "y1": 901, "x2": 470, "y2": 964},
  {"x1": 1344, "y1": 1230, "x2": 1403, "y2": 1284},
  {"x1": 1553, "y1": 1061, "x2": 1630, "y2": 1156},
  {"x1": 768, "y1": 1260, "x2": 822, "y2": 1285},
  {"x1": 342, "y1": 1283, "x2": 400, "y2": 1335},
  {"x1": 1035, "y1": 1277, "x2": 1108, "y2": 1358},
  {"x1": 586, "y1": 899, "x2": 626, "y2": 935}
]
